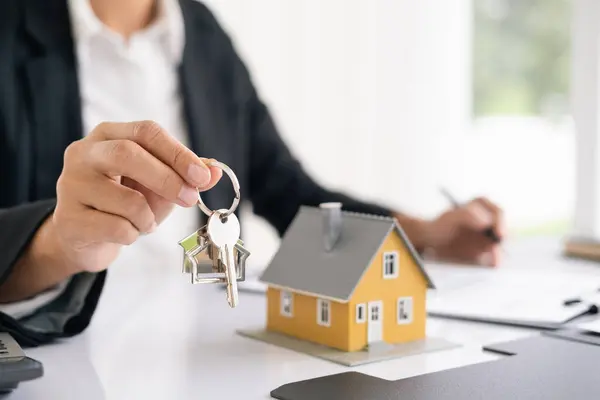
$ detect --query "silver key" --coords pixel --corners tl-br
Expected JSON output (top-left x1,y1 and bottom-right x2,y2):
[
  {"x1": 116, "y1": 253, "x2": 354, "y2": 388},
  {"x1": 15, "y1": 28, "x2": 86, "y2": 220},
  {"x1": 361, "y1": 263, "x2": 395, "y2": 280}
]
[
  {"x1": 207, "y1": 209, "x2": 241, "y2": 308},
  {"x1": 177, "y1": 160, "x2": 250, "y2": 307}
]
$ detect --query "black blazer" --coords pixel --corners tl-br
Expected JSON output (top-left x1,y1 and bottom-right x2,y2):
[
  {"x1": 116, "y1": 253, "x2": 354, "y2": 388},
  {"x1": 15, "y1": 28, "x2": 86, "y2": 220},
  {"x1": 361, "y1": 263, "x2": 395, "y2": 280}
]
[{"x1": 0, "y1": 0, "x2": 391, "y2": 346}]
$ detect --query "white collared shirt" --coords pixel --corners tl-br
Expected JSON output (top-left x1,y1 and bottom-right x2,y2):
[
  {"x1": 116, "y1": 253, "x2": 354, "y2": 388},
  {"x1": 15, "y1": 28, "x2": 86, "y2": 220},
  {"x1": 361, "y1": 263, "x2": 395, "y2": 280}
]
[{"x1": 0, "y1": 0, "x2": 199, "y2": 319}]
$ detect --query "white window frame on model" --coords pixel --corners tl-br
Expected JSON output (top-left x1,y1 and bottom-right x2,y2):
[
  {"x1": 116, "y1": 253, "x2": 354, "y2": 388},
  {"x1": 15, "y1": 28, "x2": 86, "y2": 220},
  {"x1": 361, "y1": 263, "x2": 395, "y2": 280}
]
[
  {"x1": 356, "y1": 303, "x2": 366, "y2": 323},
  {"x1": 383, "y1": 251, "x2": 399, "y2": 279},
  {"x1": 317, "y1": 299, "x2": 331, "y2": 327},
  {"x1": 397, "y1": 296, "x2": 413, "y2": 325}
]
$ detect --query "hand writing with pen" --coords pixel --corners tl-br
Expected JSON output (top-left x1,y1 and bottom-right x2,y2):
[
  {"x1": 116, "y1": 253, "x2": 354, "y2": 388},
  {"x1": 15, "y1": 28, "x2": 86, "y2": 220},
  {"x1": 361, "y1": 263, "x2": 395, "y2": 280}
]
[{"x1": 393, "y1": 191, "x2": 505, "y2": 267}]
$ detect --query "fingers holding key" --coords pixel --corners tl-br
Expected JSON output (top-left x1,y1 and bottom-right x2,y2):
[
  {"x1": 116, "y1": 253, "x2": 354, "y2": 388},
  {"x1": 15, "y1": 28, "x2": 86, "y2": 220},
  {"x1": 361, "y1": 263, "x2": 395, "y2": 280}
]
[
  {"x1": 200, "y1": 158, "x2": 223, "y2": 191},
  {"x1": 52, "y1": 120, "x2": 225, "y2": 273},
  {"x1": 85, "y1": 139, "x2": 199, "y2": 207},
  {"x1": 89, "y1": 120, "x2": 214, "y2": 190}
]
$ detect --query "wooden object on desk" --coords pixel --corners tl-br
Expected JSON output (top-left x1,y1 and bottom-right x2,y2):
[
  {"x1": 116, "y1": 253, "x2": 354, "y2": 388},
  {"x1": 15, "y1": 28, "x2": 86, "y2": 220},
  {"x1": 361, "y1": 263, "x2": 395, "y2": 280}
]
[{"x1": 564, "y1": 237, "x2": 600, "y2": 261}]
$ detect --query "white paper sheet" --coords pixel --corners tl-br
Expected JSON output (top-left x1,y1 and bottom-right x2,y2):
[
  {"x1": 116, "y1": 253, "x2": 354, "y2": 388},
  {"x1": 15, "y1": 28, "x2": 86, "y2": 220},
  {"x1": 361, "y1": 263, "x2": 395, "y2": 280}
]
[
  {"x1": 238, "y1": 262, "x2": 600, "y2": 327},
  {"x1": 426, "y1": 263, "x2": 600, "y2": 326}
]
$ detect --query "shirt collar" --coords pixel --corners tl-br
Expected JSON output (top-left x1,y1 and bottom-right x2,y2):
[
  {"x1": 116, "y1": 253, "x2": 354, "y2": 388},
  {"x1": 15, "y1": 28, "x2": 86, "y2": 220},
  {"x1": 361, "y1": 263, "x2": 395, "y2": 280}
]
[{"x1": 67, "y1": 0, "x2": 185, "y2": 65}]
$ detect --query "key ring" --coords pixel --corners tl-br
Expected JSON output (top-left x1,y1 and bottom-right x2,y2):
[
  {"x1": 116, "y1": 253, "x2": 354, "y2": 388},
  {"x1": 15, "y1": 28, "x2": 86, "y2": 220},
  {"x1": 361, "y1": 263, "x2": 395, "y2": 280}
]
[{"x1": 197, "y1": 160, "x2": 240, "y2": 218}]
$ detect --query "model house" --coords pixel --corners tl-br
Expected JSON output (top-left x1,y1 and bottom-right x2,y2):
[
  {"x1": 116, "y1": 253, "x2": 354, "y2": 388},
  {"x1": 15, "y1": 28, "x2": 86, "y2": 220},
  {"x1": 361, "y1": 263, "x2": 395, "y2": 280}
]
[{"x1": 259, "y1": 203, "x2": 435, "y2": 352}]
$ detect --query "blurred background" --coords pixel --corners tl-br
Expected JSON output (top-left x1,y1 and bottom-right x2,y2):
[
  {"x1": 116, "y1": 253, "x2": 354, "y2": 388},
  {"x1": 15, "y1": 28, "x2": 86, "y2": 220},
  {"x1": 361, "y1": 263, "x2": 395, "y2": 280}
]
[{"x1": 201, "y1": 0, "x2": 583, "y2": 268}]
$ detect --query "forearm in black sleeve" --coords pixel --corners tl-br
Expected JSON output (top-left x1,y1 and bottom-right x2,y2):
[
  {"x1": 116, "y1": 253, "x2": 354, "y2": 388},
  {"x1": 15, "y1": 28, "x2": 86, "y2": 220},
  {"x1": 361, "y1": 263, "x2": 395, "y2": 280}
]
[{"x1": 0, "y1": 200, "x2": 106, "y2": 347}]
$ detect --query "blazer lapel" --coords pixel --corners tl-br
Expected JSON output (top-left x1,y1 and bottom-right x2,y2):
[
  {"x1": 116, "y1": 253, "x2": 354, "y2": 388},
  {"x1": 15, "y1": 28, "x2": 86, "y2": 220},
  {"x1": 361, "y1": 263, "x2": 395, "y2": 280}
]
[{"x1": 23, "y1": 0, "x2": 82, "y2": 199}]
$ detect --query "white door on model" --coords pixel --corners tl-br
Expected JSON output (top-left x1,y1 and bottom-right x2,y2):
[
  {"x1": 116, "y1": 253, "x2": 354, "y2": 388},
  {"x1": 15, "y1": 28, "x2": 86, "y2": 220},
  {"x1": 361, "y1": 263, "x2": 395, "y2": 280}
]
[{"x1": 367, "y1": 301, "x2": 383, "y2": 343}]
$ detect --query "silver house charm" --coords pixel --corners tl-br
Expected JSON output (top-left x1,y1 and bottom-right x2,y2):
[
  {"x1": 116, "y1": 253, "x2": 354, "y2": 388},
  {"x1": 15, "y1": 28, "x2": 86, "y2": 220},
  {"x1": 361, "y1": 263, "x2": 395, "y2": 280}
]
[
  {"x1": 178, "y1": 160, "x2": 250, "y2": 306},
  {"x1": 178, "y1": 226, "x2": 250, "y2": 284}
]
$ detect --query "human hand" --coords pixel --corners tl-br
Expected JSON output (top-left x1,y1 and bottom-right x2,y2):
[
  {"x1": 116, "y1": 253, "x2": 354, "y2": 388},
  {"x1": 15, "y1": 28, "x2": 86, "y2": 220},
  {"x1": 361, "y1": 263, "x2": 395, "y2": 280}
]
[
  {"x1": 397, "y1": 197, "x2": 505, "y2": 267},
  {"x1": 48, "y1": 120, "x2": 222, "y2": 273},
  {"x1": 426, "y1": 197, "x2": 505, "y2": 266}
]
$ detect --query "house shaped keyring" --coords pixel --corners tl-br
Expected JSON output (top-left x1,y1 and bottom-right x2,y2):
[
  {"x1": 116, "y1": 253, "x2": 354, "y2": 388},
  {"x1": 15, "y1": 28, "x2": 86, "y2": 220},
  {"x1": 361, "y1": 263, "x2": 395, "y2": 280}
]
[
  {"x1": 178, "y1": 160, "x2": 250, "y2": 285},
  {"x1": 179, "y1": 228, "x2": 249, "y2": 284}
]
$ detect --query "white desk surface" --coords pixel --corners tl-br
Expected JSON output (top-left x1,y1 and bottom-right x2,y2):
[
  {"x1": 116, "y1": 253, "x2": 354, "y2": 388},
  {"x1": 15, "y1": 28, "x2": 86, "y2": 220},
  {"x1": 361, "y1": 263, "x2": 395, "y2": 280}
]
[{"x1": 12, "y1": 236, "x2": 600, "y2": 400}]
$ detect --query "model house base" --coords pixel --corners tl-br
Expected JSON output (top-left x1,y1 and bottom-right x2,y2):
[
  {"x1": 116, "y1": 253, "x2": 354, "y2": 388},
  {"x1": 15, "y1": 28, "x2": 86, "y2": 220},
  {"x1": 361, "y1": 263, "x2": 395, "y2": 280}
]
[{"x1": 237, "y1": 328, "x2": 458, "y2": 367}]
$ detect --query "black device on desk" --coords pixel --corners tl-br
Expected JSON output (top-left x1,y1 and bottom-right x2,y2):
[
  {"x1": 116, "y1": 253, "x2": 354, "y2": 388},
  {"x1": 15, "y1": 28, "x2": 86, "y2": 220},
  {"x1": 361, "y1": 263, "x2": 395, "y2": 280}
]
[
  {"x1": 270, "y1": 335, "x2": 600, "y2": 400},
  {"x1": 0, "y1": 333, "x2": 43, "y2": 393}
]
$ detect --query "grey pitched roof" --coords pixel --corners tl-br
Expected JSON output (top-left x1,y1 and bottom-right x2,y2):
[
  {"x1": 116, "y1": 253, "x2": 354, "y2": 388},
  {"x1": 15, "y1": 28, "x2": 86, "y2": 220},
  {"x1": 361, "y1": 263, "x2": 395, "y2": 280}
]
[{"x1": 259, "y1": 206, "x2": 435, "y2": 302}]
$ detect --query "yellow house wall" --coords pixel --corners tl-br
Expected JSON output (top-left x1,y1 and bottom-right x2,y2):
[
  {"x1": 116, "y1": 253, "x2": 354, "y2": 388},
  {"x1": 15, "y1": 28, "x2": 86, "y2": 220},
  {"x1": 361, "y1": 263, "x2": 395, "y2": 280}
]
[
  {"x1": 348, "y1": 230, "x2": 428, "y2": 351},
  {"x1": 266, "y1": 287, "x2": 350, "y2": 351}
]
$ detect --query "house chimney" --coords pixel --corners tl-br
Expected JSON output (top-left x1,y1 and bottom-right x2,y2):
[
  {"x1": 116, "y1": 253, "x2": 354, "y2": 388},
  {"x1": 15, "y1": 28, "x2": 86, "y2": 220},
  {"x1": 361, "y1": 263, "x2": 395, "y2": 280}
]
[{"x1": 320, "y1": 202, "x2": 342, "y2": 252}]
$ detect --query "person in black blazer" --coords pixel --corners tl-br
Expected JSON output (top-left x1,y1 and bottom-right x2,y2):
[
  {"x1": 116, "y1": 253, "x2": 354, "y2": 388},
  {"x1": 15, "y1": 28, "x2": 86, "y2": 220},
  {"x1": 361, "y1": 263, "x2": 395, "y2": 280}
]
[{"x1": 0, "y1": 0, "x2": 504, "y2": 346}]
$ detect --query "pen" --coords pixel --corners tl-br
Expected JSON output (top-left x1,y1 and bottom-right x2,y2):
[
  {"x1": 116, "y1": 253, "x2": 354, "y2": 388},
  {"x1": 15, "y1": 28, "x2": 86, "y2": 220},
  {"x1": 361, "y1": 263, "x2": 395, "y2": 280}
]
[{"x1": 440, "y1": 188, "x2": 502, "y2": 244}]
